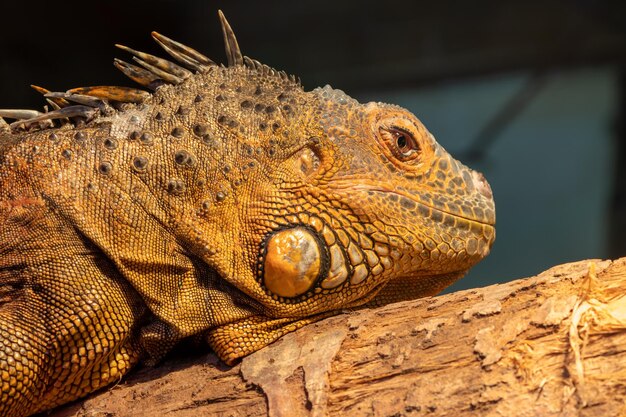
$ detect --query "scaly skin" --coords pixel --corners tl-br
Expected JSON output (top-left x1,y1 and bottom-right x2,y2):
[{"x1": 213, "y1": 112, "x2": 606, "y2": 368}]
[{"x1": 0, "y1": 13, "x2": 495, "y2": 417}]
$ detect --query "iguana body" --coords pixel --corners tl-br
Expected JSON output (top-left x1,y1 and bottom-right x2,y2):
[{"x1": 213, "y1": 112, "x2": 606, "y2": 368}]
[{"x1": 0, "y1": 12, "x2": 495, "y2": 417}]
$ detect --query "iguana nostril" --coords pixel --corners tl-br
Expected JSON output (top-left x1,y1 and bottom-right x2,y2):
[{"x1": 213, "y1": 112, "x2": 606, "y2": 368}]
[{"x1": 472, "y1": 171, "x2": 493, "y2": 200}]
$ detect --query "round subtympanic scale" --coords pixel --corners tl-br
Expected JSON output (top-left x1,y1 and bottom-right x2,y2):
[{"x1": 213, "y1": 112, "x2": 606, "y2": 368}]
[{"x1": 263, "y1": 227, "x2": 321, "y2": 298}]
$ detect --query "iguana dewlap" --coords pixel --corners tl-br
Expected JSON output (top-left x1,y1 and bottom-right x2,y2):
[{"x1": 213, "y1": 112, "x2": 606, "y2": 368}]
[{"x1": 0, "y1": 11, "x2": 495, "y2": 417}]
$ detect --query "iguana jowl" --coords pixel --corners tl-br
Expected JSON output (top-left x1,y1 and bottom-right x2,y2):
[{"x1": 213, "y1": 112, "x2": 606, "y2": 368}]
[{"x1": 0, "y1": 11, "x2": 495, "y2": 417}]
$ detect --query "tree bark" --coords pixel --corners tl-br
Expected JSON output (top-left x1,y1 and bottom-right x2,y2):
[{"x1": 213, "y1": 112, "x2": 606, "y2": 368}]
[{"x1": 50, "y1": 257, "x2": 626, "y2": 417}]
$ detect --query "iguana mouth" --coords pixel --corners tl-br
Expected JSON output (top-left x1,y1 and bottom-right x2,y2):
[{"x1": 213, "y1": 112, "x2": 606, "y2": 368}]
[{"x1": 339, "y1": 183, "x2": 496, "y2": 227}]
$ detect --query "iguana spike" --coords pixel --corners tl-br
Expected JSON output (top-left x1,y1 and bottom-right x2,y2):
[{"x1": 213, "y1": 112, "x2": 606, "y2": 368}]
[
  {"x1": 151, "y1": 32, "x2": 213, "y2": 72},
  {"x1": 153, "y1": 32, "x2": 215, "y2": 66},
  {"x1": 132, "y1": 57, "x2": 184, "y2": 85},
  {"x1": 115, "y1": 44, "x2": 193, "y2": 80},
  {"x1": 113, "y1": 58, "x2": 164, "y2": 90},
  {"x1": 31, "y1": 85, "x2": 70, "y2": 108},
  {"x1": 67, "y1": 86, "x2": 151, "y2": 103},
  {"x1": 218, "y1": 10, "x2": 243, "y2": 66},
  {"x1": 45, "y1": 100, "x2": 72, "y2": 126},
  {"x1": 0, "y1": 109, "x2": 43, "y2": 120},
  {"x1": 9, "y1": 105, "x2": 97, "y2": 128},
  {"x1": 46, "y1": 99, "x2": 62, "y2": 110},
  {"x1": 45, "y1": 92, "x2": 105, "y2": 109},
  {"x1": 243, "y1": 56, "x2": 263, "y2": 71}
]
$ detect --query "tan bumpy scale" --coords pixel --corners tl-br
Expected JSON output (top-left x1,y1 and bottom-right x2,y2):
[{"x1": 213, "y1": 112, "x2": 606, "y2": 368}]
[{"x1": 0, "y1": 11, "x2": 495, "y2": 417}]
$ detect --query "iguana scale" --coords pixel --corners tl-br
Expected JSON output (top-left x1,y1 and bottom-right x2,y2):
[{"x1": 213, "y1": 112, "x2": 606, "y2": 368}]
[{"x1": 0, "y1": 12, "x2": 495, "y2": 417}]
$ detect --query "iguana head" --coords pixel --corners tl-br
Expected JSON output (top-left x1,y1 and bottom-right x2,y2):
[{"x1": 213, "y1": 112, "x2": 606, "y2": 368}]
[{"x1": 230, "y1": 84, "x2": 495, "y2": 312}]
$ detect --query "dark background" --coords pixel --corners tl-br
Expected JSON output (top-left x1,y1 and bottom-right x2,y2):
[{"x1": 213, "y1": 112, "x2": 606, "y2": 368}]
[{"x1": 1, "y1": 0, "x2": 624, "y2": 290}]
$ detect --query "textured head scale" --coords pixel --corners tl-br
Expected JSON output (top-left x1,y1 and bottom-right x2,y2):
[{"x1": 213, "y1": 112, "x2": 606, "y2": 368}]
[{"x1": 0, "y1": 12, "x2": 495, "y2": 363}]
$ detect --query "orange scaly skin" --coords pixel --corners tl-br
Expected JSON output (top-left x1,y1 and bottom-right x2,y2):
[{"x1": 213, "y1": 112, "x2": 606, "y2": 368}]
[{"x1": 0, "y1": 12, "x2": 495, "y2": 417}]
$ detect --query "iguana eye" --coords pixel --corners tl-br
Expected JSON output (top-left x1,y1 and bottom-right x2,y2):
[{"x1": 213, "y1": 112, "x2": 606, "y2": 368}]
[{"x1": 380, "y1": 126, "x2": 420, "y2": 162}]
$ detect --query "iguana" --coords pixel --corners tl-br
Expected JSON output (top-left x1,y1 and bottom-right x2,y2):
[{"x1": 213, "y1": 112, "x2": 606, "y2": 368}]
[{"x1": 0, "y1": 11, "x2": 495, "y2": 417}]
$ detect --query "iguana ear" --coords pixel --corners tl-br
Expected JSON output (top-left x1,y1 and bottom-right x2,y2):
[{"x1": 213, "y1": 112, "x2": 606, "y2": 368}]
[{"x1": 207, "y1": 313, "x2": 336, "y2": 364}]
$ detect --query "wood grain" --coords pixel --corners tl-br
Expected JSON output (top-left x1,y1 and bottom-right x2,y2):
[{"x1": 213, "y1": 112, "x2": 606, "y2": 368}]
[{"x1": 50, "y1": 258, "x2": 626, "y2": 417}]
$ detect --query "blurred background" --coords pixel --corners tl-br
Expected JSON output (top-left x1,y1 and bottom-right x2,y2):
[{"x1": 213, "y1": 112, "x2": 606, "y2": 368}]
[{"x1": 1, "y1": 0, "x2": 624, "y2": 290}]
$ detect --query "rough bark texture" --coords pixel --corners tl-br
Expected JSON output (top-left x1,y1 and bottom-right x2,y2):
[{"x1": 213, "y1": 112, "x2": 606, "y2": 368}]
[{"x1": 50, "y1": 258, "x2": 626, "y2": 417}]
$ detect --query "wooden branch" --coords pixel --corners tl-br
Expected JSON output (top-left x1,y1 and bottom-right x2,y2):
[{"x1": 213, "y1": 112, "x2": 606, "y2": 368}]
[{"x1": 52, "y1": 257, "x2": 626, "y2": 417}]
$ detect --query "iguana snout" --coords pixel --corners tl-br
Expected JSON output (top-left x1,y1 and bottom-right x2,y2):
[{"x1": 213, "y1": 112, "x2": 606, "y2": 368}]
[{"x1": 301, "y1": 94, "x2": 496, "y2": 303}]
